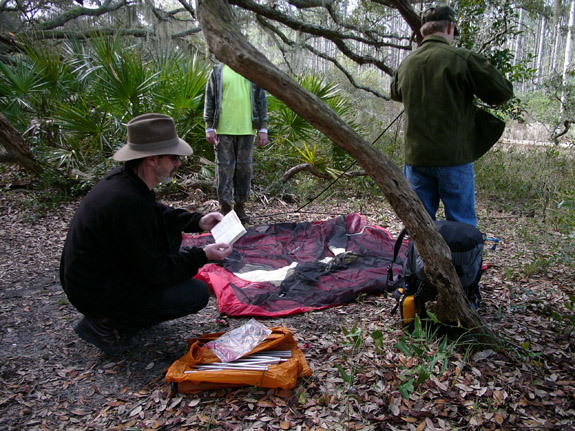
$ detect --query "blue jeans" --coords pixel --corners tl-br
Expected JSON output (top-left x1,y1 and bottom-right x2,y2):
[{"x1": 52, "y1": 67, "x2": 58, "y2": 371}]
[{"x1": 403, "y1": 163, "x2": 477, "y2": 226}]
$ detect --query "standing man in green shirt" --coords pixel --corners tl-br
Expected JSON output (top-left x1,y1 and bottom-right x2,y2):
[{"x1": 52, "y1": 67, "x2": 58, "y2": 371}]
[
  {"x1": 204, "y1": 63, "x2": 268, "y2": 224},
  {"x1": 390, "y1": 5, "x2": 513, "y2": 226}
]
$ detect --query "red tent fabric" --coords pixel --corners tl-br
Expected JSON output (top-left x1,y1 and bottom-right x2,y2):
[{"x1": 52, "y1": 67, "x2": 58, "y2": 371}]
[{"x1": 182, "y1": 213, "x2": 407, "y2": 317}]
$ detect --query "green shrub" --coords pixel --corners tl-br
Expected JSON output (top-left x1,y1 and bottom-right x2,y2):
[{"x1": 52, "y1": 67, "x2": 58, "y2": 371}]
[{"x1": 475, "y1": 144, "x2": 575, "y2": 233}]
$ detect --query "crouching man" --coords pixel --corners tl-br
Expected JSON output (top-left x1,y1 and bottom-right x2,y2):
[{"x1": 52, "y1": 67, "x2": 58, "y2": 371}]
[{"x1": 60, "y1": 113, "x2": 232, "y2": 355}]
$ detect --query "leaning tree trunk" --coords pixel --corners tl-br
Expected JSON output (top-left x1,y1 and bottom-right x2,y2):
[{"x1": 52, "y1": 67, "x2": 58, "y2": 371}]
[
  {"x1": 0, "y1": 113, "x2": 43, "y2": 176},
  {"x1": 196, "y1": 0, "x2": 500, "y2": 346}
]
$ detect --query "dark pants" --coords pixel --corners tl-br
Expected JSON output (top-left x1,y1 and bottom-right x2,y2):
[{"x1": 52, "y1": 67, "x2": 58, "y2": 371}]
[
  {"x1": 111, "y1": 278, "x2": 210, "y2": 334},
  {"x1": 215, "y1": 134, "x2": 255, "y2": 205},
  {"x1": 86, "y1": 231, "x2": 210, "y2": 335}
]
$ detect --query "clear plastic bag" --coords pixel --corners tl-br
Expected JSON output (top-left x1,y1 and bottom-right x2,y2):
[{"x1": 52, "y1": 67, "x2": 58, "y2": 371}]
[{"x1": 205, "y1": 318, "x2": 272, "y2": 362}]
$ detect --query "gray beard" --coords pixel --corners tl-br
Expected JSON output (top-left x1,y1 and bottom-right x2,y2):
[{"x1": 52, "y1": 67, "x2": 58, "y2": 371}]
[{"x1": 158, "y1": 176, "x2": 174, "y2": 185}]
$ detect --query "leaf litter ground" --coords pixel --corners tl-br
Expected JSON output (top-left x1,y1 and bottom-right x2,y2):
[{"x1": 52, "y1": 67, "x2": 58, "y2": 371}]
[{"x1": 1, "y1": 174, "x2": 574, "y2": 431}]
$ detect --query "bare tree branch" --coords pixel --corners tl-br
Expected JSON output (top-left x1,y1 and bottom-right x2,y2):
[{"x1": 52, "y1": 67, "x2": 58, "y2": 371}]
[
  {"x1": 176, "y1": 0, "x2": 196, "y2": 19},
  {"x1": 1, "y1": 26, "x2": 201, "y2": 51},
  {"x1": 230, "y1": 0, "x2": 387, "y2": 46},
  {"x1": 39, "y1": 0, "x2": 128, "y2": 31},
  {"x1": 301, "y1": 41, "x2": 391, "y2": 97},
  {"x1": 257, "y1": 16, "x2": 389, "y2": 98},
  {"x1": 280, "y1": 162, "x2": 366, "y2": 182},
  {"x1": 228, "y1": 0, "x2": 412, "y2": 79},
  {"x1": 373, "y1": 0, "x2": 422, "y2": 44},
  {"x1": 288, "y1": 0, "x2": 336, "y2": 8},
  {"x1": 281, "y1": 163, "x2": 331, "y2": 181},
  {"x1": 476, "y1": 10, "x2": 511, "y2": 54}
]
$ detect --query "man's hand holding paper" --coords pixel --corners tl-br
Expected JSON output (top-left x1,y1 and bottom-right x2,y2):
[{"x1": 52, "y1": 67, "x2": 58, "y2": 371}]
[
  {"x1": 199, "y1": 212, "x2": 224, "y2": 231},
  {"x1": 211, "y1": 210, "x2": 247, "y2": 246}
]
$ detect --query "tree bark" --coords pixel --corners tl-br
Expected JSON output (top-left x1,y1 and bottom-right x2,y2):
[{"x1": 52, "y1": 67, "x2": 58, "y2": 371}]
[
  {"x1": 561, "y1": 0, "x2": 575, "y2": 113},
  {"x1": 535, "y1": 15, "x2": 546, "y2": 86},
  {"x1": 0, "y1": 113, "x2": 43, "y2": 176},
  {"x1": 196, "y1": 0, "x2": 500, "y2": 346}
]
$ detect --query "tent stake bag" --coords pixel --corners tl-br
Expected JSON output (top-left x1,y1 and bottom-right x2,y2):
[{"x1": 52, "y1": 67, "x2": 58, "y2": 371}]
[
  {"x1": 165, "y1": 327, "x2": 312, "y2": 394},
  {"x1": 389, "y1": 220, "x2": 485, "y2": 331}
]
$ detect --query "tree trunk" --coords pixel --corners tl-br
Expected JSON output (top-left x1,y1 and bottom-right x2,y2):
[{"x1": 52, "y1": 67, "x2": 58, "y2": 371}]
[
  {"x1": 562, "y1": 0, "x2": 575, "y2": 113},
  {"x1": 552, "y1": 20, "x2": 561, "y2": 73},
  {"x1": 0, "y1": 113, "x2": 43, "y2": 176},
  {"x1": 535, "y1": 15, "x2": 546, "y2": 87},
  {"x1": 196, "y1": 0, "x2": 500, "y2": 346},
  {"x1": 513, "y1": 9, "x2": 524, "y2": 67}
]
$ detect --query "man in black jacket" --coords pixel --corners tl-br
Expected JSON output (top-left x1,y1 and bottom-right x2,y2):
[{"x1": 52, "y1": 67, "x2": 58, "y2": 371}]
[{"x1": 60, "y1": 113, "x2": 232, "y2": 355}]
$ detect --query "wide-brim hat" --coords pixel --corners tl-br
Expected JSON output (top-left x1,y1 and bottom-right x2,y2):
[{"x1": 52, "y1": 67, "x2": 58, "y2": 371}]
[
  {"x1": 113, "y1": 113, "x2": 193, "y2": 162},
  {"x1": 421, "y1": 5, "x2": 459, "y2": 36}
]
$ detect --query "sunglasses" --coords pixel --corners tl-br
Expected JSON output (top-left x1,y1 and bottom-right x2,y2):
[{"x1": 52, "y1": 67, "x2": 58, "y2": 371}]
[{"x1": 161, "y1": 155, "x2": 181, "y2": 163}]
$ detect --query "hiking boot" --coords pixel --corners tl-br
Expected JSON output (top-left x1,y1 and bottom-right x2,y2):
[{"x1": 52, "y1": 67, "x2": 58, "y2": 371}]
[
  {"x1": 220, "y1": 202, "x2": 232, "y2": 215},
  {"x1": 234, "y1": 202, "x2": 250, "y2": 224},
  {"x1": 74, "y1": 316, "x2": 137, "y2": 355}
]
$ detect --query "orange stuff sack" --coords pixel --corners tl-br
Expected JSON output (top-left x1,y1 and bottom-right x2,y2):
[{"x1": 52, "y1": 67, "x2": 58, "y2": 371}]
[{"x1": 165, "y1": 327, "x2": 312, "y2": 394}]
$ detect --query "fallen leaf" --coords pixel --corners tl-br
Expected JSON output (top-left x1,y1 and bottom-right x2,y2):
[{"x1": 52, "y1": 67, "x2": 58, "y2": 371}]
[
  {"x1": 397, "y1": 415, "x2": 415, "y2": 423},
  {"x1": 129, "y1": 406, "x2": 142, "y2": 417},
  {"x1": 257, "y1": 399, "x2": 275, "y2": 408}
]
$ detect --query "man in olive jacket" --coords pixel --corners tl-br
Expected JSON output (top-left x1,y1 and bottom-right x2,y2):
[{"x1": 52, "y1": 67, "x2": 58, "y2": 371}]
[
  {"x1": 390, "y1": 5, "x2": 513, "y2": 226},
  {"x1": 60, "y1": 114, "x2": 233, "y2": 355}
]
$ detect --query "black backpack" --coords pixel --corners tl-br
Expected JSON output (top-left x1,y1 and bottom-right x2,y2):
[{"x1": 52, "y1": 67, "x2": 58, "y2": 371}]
[{"x1": 389, "y1": 220, "x2": 485, "y2": 331}]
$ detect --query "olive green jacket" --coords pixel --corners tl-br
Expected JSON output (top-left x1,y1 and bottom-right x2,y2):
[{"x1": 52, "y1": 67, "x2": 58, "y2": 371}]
[{"x1": 390, "y1": 35, "x2": 514, "y2": 166}]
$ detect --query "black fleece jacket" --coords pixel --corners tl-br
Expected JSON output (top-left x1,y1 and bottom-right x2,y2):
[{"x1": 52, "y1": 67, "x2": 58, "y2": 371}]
[{"x1": 60, "y1": 166, "x2": 208, "y2": 316}]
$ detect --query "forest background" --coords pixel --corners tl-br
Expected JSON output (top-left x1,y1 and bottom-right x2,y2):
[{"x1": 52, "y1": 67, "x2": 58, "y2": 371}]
[{"x1": 0, "y1": 1, "x2": 574, "y2": 430}]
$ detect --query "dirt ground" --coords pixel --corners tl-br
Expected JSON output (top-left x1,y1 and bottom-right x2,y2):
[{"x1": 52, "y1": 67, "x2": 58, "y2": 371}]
[{"x1": 1, "y1": 172, "x2": 574, "y2": 431}]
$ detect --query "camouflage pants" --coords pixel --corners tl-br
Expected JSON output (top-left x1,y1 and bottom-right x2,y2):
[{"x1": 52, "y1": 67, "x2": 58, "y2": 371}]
[{"x1": 215, "y1": 134, "x2": 254, "y2": 205}]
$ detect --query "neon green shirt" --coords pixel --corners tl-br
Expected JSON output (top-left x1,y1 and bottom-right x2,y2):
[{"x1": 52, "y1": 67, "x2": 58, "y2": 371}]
[{"x1": 216, "y1": 65, "x2": 254, "y2": 135}]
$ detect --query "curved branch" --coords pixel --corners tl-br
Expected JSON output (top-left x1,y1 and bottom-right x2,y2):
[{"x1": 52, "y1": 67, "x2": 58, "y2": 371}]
[
  {"x1": 230, "y1": 0, "x2": 386, "y2": 47},
  {"x1": 552, "y1": 120, "x2": 575, "y2": 143},
  {"x1": 176, "y1": 0, "x2": 196, "y2": 19},
  {"x1": 305, "y1": 42, "x2": 390, "y2": 98},
  {"x1": 373, "y1": 0, "x2": 422, "y2": 44},
  {"x1": 331, "y1": 38, "x2": 394, "y2": 74},
  {"x1": 232, "y1": 0, "x2": 408, "y2": 75},
  {"x1": 288, "y1": 0, "x2": 336, "y2": 8},
  {"x1": 280, "y1": 163, "x2": 367, "y2": 182},
  {"x1": 476, "y1": 13, "x2": 510, "y2": 54},
  {"x1": 281, "y1": 163, "x2": 331, "y2": 181},
  {"x1": 285, "y1": 163, "x2": 367, "y2": 182},
  {"x1": 39, "y1": 0, "x2": 128, "y2": 31},
  {"x1": 257, "y1": 16, "x2": 389, "y2": 98},
  {"x1": 1, "y1": 26, "x2": 201, "y2": 52},
  {"x1": 172, "y1": 27, "x2": 203, "y2": 38}
]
